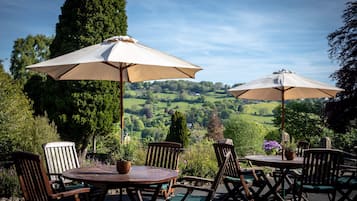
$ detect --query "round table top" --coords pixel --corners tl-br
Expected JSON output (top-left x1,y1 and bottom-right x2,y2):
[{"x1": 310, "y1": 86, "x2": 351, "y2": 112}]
[
  {"x1": 245, "y1": 155, "x2": 303, "y2": 169},
  {"x1": 62, "y1": 165, "x2": 178, "y2": 186}
]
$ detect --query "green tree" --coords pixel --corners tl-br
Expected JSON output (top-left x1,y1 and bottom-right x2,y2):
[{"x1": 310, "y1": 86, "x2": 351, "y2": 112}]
[
  {"x1": 0, "y1": 68, "x2": 59, "y2": 155},
  {"x1": 326, "y1": 1, "x2": 357, "y2": 133},
  {"x1": 206, "y1": 109, "x2": 224, "y2": 141},
  {"x1": 10, "y1": 35, "x2": 52, "y2": 83},
  {"x1": 273, "y1": 100, "x2": 325, "y2": 142},
  {"x1": 39, "y1": 0, "x2": 127, "y2": 158},
  {"x1": 0, "y1": 59, "x2": 4, "y2": 70},
  {"x1": 224, "y1": 115, "x2": 265, "y2": 156},
  {"x1": 141, "y1": 127, "x2": 167, "y2": 142},
  {"x1": 166, "y1": 111, "x2": 190, "y2": 147}
]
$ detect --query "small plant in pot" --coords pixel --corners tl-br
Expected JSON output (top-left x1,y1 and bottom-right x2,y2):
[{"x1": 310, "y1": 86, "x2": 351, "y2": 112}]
[
  {"x1": 115, "y1": 143, "x2": 134, "y2": 174},
  {"x1": 284, "y1": 139, "x2": 297, "y2": 160}
]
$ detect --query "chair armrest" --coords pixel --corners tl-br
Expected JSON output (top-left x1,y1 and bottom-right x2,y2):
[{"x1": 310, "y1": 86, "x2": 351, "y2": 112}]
[
  {"x1": 340, "y1": 165, "x2": 357, "y2": 177},
  {"x1": 179, "y1": 176, "x2": 214, "y2": 184},
  {"x1": 50, "y1": 187, "x2": 90, "y2": 199},
  {"x1": 172, "y1": 183, "x2": 214, "y2": 194}
]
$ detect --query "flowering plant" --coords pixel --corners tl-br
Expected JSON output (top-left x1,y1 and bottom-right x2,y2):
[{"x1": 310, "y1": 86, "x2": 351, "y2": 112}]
[{"x1": 263, "y1": 140, "x2": 281, "y2": 155}]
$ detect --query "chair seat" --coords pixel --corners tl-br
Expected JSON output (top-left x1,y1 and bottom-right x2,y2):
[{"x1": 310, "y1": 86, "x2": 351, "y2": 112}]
[
  {"x1": 338, "y1": 176, "x2": 357, "y2": 185},
  {"x1": 295, "y1": 181, "x2": 336, "y2": 191},
  {"x1": 64, "y1": 183, "x2": 87, "y2": 191},
  {"x1": 148, "y1": 183, "x2": 169, "y2": 190},
  {"x1": 225, "y1": 175, "x2": 255, "y2": 183},
  {"x1": 169, "y1": 193, "x2": 209, "y2": 201}
]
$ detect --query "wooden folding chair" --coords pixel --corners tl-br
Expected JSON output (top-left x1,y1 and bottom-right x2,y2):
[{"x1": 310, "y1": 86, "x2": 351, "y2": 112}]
[
  {"x1": 213, "y1": 141, "x2": 267, "y2": 200},
  {"x1": 296, "y1": 141, "x2": 310, "y2": 157},
  {"x1": 42, "y1": 141, "x2": 81, "y2": 190},
  {"x1": 336, "y1": 151, "x2": 357, "y2": 201},
  {"x1": 133, "y1": 141, "x2": 182, "y2": 199},
  {"x1": 293, "y1": 148, "x2": 344, "y2": 201},
  {"x1": 12, "y1": 151, "x2": 89, "y2": 201},
  {"x1": 168, "y1": 151, "x2": 232, "y2": 201}
]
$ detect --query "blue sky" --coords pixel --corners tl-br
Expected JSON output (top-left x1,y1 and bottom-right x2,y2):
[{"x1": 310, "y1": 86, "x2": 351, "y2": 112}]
[{"x1": 0, "y1": 0, "x2": 348, "y2": 86}]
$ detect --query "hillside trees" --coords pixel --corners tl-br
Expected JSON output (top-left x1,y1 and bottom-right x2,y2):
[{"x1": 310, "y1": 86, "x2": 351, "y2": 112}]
[
  {"x1": 31, "y1": 0, "x2": 127, "y2": 158},
  {"x1": 326, "y1": 1, "x2": 357, "y2": 133}
]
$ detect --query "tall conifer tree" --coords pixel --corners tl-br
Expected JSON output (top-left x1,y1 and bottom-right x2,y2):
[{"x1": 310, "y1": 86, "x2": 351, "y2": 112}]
[
  {"x1": 166, "y1": 111, "x2": 190, "y2": 148},
  {"x1": 47, "y1": 0, "x2": 127, "y2": 157}
]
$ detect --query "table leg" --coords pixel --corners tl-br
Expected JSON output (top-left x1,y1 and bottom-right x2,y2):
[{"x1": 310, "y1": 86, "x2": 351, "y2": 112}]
[
  {"x1": 150, "y1": 184, "x2": 163, "y2": 201},
  {"x1": 261, "y1": 168, "x2": 288, "y2": 201}
]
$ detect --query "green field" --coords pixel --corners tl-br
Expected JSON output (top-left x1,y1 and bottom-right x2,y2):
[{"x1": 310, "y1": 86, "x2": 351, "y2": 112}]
[{"x1": 124, "y1": 92, "x2": 279, "y2": 129}]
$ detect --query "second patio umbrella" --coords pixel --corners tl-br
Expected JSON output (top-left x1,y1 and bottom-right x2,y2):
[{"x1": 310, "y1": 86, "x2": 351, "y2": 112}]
[
  {"x1": 229, "y1": 69, "x2": 343, "y2": 159},
  {"x1": 228, "y1": 69, "x2": 343, "y2": 131},
  {"x1": 26, "y1": 36, "x2": 202, "y2": 142}
]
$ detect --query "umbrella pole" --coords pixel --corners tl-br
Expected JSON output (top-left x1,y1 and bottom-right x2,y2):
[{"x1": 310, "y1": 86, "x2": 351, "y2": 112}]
[
  {"x1": 281, "y1": 91, "x2": 285, "y2": 160},
  {"x1": 120, "y1": 68, "x2": 124, "y2": 144},
  {"x1": 281, "y1": 93, "x2": 285, "y2": 132}
]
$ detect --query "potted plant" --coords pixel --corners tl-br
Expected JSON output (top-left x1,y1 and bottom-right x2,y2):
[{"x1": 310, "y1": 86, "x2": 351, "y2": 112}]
[
  {"x1": 115, "y1": 143, "x2": 134, "y2": 174},
  {"x1": 284, "y1": 139, "x2": 297, "y2": 160}
]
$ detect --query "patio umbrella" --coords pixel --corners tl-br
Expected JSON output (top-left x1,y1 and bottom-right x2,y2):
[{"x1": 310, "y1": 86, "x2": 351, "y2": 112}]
[
  {"x1": 229, "y1": 69, "x2": 343, "y2": 160},
  {"x1": 228, "y1": 69, "x2": 343, "y2": 132},
  {"x1": 26, "y1": 36, "x2": 202, "y2": 142}
]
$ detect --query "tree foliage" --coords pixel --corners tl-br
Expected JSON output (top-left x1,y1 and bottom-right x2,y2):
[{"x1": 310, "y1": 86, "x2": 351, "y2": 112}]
[
  {"x1": 166, "y1": 111, "x2": 190, "y2": 147},
  {"x1": 0, "y1": 68, "x2": 59, "y2": 155},
  {"x1": 326, "y1": 1, "x2": 357, "y2": 133},
  {"x1": 206, "y1": 109, "x2": 224, "y2": 141},
  {"x1": 224, "y1": 115, "x2": 266, "y2": 156},
  {"x1": 10, "y1": 35, "x2": 52, "y2": 83},
  {"x1": 273, "y1": 100, "x2": 326, "y2": 142}
]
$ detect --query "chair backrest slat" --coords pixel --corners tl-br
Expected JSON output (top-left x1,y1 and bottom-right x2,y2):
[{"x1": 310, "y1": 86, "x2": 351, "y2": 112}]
[
  {"x1": 145, "y1": 142, "x2": 182, "y2": 170},
  {"x1": 302, "y1": 149, "x2": 343, "y2": 186},
  {"x1": 43, "y1": 141, "x2": 79, "y2": 182},
  {"x1": 213, "y1": 142, "x2": 240, "y2": 178},
  {"x1": 296, "y1": 141, "x2": 309, "y2": 157},
  {"x1": 12, "y1": 151, "x2": 53, "y2": 201}
]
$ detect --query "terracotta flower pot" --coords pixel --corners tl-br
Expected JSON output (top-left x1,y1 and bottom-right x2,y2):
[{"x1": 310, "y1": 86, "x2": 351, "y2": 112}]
[
  {"x1": 116, "y1": 160, "x2": 131, "y2": 174},
  {"x1": 285, "y1": 151, "x2": 296, "y2": 160}
]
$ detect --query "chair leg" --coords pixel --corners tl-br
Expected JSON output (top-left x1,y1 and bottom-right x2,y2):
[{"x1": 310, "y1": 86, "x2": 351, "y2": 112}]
[{"x1": 222, "y1": 181, "x2": 237, "y2": 201}]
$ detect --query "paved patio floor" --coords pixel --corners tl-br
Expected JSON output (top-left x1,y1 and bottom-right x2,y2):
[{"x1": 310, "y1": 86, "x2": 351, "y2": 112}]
[{"x1": 103, "y1": 184, "x2": 356, "y2": 201}]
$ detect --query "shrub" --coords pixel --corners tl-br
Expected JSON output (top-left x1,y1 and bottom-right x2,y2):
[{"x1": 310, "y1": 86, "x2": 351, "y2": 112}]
[
  {"x1": 0, "y1": 166, "x2": 21, "y2": 198},
  {"x1": 179, "y1": 139, "x2": 217, "y2": 178},
  {"x1": 332, "y1": 128, "x2": 357, "y2": 152},
  {"x1": 224, "y1": 115, "x2": 266, "y2": 156}
]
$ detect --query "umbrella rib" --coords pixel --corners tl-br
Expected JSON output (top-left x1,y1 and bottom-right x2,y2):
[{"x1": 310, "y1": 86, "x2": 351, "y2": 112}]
[
  {"x1": 105, "y1": 62, "x2": 136, "y2": 82},
  {"x1": 56, "y1": 64, "x2": 80, "y2": 79},
  {"x1": 274, "y1": 86, "x2": 294, "y2": 92},
  {"x1": 316, "y1": 89, "x2": 336, "y2": 97},
  {"x1": 104, "y1": 61, "x2": 135, "y2": 69},
  {"x1": 236, "y1": 90, "x2": 250, "y2": 98},
  {"x1": 175, "y1": 67, "x2": 195, "y2": 78}
]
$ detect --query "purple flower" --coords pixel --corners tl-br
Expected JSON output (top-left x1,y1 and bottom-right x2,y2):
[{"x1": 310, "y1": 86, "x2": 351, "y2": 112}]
[{"x1": 263, "y1": 140, "x2": 281, "y2": 152}]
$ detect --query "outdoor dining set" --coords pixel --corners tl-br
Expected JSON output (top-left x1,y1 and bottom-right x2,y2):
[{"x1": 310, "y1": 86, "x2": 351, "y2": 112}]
[
  {"x1": 19, "y1": 36, "x2": 353, "y2": 201},
  {"x1": 11, "y1": 139, "x2": 357, "y2": 201}
]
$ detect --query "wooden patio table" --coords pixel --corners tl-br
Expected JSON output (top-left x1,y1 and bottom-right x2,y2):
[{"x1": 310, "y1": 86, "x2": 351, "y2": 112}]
[
  {"x1": 63, "y1": 165, "x2": 178, "y2": 201},
  {"x1": 245, "y1": 155, "x2": 303, "y2": 201}
]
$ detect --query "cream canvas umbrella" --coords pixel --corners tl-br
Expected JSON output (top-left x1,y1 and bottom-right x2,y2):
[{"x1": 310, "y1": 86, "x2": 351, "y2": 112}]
[
  {"x1": 229, "y1": 69, "x2": 343, "y2": 160},
  {"x1": 26, "y1": 36, "x2": 202, "y2": 142},
  {"x1": 229, "y1": 69, "x2": 343, "y2": 131}
]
